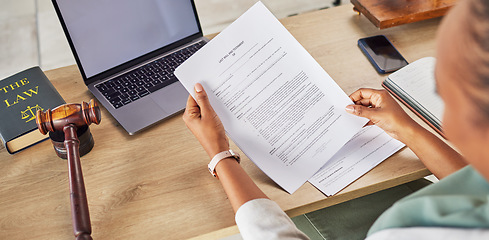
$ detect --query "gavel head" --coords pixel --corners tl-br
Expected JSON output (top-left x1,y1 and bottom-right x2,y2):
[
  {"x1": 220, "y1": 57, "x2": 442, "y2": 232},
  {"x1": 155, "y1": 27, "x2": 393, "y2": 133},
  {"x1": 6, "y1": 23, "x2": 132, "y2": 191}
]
[{"x1": 36, "y1": 99, "x2": 101, "y2": 135}]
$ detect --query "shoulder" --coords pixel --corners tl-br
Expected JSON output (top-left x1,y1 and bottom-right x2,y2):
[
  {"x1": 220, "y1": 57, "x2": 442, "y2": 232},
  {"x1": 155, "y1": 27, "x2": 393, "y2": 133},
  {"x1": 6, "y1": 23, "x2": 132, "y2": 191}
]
[
  {"x1": 235, "y1": 198, "x2": 309, "y2": 240},
  {"x1": 367, "y1": 227, "x2": 489, "y2": 240}
]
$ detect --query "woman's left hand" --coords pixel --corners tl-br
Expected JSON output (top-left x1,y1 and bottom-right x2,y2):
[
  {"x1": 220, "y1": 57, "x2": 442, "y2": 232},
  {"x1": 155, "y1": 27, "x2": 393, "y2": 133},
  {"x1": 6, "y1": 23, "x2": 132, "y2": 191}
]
[{"x1": 345, "y1": 88, "x2": 419, "y2": 142}]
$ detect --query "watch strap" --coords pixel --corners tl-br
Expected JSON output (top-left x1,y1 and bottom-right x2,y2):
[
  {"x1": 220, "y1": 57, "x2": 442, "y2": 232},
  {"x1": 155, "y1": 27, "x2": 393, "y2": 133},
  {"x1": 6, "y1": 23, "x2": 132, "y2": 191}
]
[{"x1": 208, "y1": 150, "x2": 240, "y2": 177}]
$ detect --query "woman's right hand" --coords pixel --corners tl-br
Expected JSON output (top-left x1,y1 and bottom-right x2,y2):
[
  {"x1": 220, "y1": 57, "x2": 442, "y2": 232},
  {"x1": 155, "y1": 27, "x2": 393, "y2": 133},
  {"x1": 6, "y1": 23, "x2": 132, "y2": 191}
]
[
  {"x1": 345, "y1": 88, "x2": 421, "y2": 143},
  {"x1": 182, "y1": 83, "x2": 230, "y2": 158}
]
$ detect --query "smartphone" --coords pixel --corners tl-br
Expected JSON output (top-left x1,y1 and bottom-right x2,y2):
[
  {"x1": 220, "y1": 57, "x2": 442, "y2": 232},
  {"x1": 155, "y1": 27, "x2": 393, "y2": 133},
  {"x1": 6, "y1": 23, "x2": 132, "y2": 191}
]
[{"x1": 358, "y1": 35, "x2": 408, "y2": 74}]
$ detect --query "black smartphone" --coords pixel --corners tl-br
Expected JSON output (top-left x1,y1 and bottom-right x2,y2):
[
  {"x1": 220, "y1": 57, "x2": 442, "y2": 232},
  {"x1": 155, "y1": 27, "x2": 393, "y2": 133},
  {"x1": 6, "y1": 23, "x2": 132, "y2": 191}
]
[{"x1": 358, "y1": 35, "x2": 408, "y2": 74}]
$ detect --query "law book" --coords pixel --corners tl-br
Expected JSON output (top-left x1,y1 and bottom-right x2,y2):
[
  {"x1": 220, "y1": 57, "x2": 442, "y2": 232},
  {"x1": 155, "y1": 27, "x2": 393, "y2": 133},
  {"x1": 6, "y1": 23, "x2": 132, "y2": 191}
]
[
  {"x1": 175, "y1": 2, "x2": 406, "y2": 194},
  {"x1": 0, "y1": 67, "x2": 65, "y2": 154},
  {"x1": 382, "y1": 57, "x2": 445, "y2": 137}
]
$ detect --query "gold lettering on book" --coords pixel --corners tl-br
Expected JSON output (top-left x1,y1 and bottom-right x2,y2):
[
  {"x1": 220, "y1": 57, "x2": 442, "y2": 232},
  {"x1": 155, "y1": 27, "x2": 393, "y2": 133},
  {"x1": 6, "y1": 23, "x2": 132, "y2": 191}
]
[
  {"x1": 3, "y1": 85, "x2": 39, "y2": 108},
  {"x1": 22, "y1": 86, "x2": 39, "y2": 97},
  {"x1": 21, "y1": 104, "x2": 43, "y2": 123},
  {"x1": 0, "y1": 78, "x2": 29, "y2": 94}
]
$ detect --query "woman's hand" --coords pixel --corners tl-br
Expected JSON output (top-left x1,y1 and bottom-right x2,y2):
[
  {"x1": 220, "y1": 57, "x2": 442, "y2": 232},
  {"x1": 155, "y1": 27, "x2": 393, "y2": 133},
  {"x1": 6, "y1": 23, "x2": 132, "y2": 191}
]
[
  {"x1": 183, "y1": 84, "x2": 269, "y2": 213},
  {"x1": 182, "y1": 83, "x2": 230, "y2": 158},
  {"x1": 346, "y1": 88, "x2": 467, "y2": 179},
  {"x1": 345, "y1": 88, "x2": 420, "y2": 142}
]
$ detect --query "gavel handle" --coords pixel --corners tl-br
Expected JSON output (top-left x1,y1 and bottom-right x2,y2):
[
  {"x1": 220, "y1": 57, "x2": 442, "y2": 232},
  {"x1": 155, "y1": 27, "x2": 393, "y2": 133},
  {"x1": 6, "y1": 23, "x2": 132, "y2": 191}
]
[{"x1": 64, "y1": 125, "x2": 93, "y2": 240}]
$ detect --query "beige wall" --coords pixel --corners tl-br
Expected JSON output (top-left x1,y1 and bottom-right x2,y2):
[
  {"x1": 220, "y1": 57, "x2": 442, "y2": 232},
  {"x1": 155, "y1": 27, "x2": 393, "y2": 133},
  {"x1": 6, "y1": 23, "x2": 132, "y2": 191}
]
[
  {"x1": 0, "y1": 0, "x2": 340, "y2": 79},
  {"x1": 196, "y1": 0, "x2": 334, "y2": 34}
]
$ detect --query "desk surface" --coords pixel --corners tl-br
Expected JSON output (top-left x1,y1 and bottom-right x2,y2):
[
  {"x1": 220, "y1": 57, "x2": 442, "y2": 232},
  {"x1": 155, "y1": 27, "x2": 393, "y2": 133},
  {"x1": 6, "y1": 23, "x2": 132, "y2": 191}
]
[{"x1": 0, "y1": 4, "x2": 439, "y2": 240}]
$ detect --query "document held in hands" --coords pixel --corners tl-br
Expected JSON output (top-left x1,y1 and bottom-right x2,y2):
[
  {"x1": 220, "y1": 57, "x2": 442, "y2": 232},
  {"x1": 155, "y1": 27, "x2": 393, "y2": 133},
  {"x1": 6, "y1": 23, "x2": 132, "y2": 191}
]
[
  {"x1": 309, "y1": 125, "x2": 404, "y2": 196},
  {"x1": 175, "y1": 2, "x2": 369, "y2": 193}
]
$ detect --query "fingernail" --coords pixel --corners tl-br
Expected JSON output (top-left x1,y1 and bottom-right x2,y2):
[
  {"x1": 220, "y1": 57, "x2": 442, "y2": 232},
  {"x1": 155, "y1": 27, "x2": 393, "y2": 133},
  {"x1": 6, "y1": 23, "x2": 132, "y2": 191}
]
[
  {"x1": 195, "y1": 83, "x2": 203, "y2": 93},
  {"x1": 345, "y1": 105, "x2": 354, "y2": 113}
]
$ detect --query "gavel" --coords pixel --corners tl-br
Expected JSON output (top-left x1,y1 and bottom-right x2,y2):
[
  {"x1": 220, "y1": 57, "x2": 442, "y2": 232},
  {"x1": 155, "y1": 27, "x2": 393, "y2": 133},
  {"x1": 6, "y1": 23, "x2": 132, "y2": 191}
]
[{"x1": 36, "y1": 100, "x2": 101, "y2": 240}]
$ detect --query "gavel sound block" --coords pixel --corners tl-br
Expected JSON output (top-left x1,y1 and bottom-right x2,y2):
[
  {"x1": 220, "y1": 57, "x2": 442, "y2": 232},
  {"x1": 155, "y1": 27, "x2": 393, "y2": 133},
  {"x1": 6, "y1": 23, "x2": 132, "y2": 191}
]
[{"x1": 36, "y1": 100, "x2": 101, "y2": 240}]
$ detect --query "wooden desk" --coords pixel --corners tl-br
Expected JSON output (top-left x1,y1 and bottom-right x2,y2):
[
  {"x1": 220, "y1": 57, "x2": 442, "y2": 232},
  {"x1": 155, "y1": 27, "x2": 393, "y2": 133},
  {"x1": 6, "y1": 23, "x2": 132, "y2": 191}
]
[{"x1": 0, "y1": 4, "x2": 439, "y2": 240}]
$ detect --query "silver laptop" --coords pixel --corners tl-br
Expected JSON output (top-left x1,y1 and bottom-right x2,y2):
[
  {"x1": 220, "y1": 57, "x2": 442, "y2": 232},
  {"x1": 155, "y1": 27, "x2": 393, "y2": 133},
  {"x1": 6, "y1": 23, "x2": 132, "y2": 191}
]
[{"x1": 52, "y1": 0, "x2": 208, "y2": 134}]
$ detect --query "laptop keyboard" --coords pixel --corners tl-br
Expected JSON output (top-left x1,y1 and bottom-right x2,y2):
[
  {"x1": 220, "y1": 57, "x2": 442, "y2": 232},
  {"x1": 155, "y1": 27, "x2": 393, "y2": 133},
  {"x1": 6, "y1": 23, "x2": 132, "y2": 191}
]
[{"x1": 95, "y1": 41, "x2": 206, "y2": 109}]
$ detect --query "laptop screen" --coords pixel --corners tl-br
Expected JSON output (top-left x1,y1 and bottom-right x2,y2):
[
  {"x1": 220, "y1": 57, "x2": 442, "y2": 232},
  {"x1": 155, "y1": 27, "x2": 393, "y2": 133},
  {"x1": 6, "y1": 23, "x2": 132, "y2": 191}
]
[{"x1": 55, "y1": 0, "x2": 200, "y2": 78}]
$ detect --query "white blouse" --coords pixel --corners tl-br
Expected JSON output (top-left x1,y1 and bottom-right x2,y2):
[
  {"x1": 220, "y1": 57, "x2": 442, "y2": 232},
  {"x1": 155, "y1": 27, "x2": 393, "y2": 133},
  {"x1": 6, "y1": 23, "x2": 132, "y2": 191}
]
[{"x1": 234, "y1": 198, "x2": 489, "y2": 240}]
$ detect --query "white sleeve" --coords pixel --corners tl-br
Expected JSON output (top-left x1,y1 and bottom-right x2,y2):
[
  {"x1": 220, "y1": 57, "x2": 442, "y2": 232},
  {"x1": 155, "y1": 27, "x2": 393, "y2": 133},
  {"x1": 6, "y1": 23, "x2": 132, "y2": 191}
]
[
  {"x1": 235, "y1": 198, "x2": 310, "y2": 240},
  {"x1": 366, "y1": 227, "x2": 489, "y2": 240}
]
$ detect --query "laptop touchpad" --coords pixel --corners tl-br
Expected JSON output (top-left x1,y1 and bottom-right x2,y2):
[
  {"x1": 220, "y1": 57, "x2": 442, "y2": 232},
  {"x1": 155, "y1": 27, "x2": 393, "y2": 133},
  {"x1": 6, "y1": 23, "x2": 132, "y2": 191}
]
[{"x1": 151, "y1": 82, "x2": 188, "y2": 115}]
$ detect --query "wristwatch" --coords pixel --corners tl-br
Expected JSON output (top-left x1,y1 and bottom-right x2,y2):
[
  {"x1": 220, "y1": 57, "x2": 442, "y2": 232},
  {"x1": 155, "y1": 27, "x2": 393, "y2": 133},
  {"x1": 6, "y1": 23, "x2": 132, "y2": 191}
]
[{"x1": 208, "y1": 150, "x2": 241, "y2": 177}]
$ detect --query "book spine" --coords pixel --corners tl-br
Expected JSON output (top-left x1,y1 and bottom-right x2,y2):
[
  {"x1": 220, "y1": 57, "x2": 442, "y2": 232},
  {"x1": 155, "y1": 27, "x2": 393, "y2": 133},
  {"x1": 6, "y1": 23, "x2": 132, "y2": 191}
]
[
  {"x1": 0, "y1": 134, "x2": 8, "y2": 153},
  {"x1": 382, "y1": 81, "x2": 446, "y2": 139}
]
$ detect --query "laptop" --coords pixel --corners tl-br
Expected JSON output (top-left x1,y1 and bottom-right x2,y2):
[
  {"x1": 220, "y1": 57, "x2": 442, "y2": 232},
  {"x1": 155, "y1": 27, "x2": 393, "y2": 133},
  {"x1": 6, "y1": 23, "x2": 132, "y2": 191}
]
[{"x1": 52, "y1": 0, "x2": 208, "y2": 135}]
